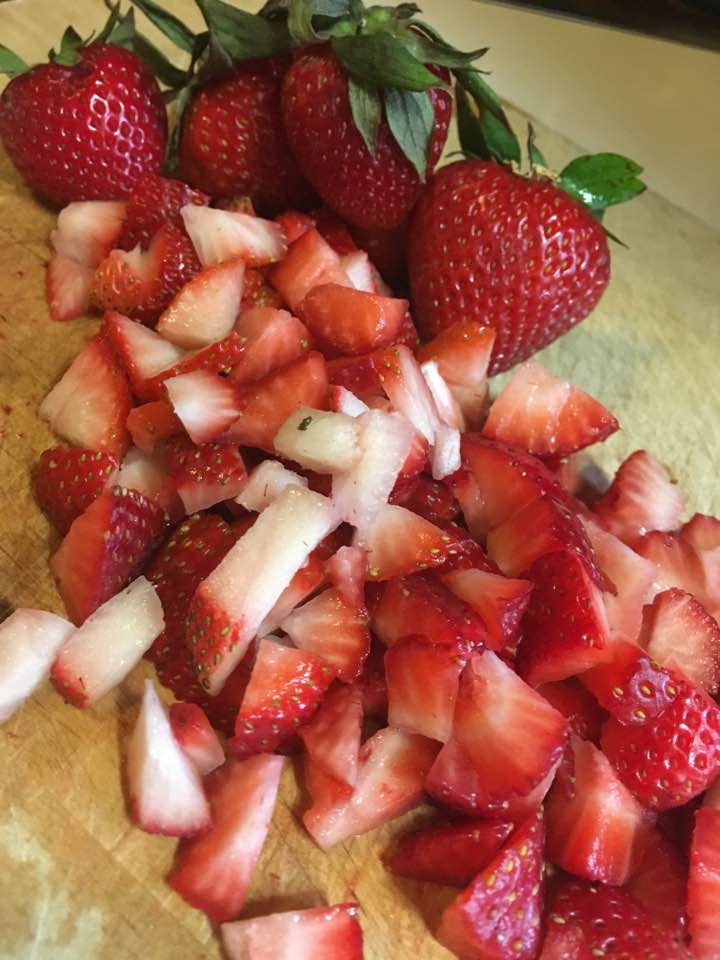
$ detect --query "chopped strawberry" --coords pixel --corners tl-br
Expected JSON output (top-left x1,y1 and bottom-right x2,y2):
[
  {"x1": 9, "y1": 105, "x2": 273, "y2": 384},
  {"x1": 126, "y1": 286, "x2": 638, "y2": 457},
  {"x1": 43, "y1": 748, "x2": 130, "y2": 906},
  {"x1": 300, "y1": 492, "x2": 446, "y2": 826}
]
[
  {"x1": 627, "y1": 830, "x2": 687, "y2": 935},
  {"x1": 298, "y1": 283, "x2": 407, "y2": 357},
  {"x1": 115, "y1": 447, "x2": 182, "y2": 520},
  {"x1": 118, "y1": 172, "x2": 208, "y2": 251},
  {"x1": 339, "y1": 249, "x2": 382, "y2": 293},
  {"x1": 390, "y1": 474, "x2": 460, "y2": 526},
  {"x1": 46, "y1": 254, "x2": 94, "y2": 321},
  {"x1": 34, "y1": 446, "x2": 118, "y2": 535},
  {"x1": 280, "y1": 588, "x2": 370, "y2": 681},
  {"x1": 274, "y1": 209, "x2": 315, "y2": 245},
  {"x1": 386, "y1": 817, "x2": 513, "y2": 887},
  {"x1": 103, "y1": 310, "x2": 185, "y2": 400},
  {"x1": 420, "y1": 359, "x2": 466, "y2": 432},
  {"x1": 437, "y1": 811, "x2": 545, "y2": 960},
  {"x1": 0, "y1": 609, "x2": 74, "y2": 723},
  {"x1": 689, "y1": 806, "x2": 720, "y2": 960},
  {"x1": 593, "y1": 450, "x2": 686, "y2": 546},
  {"x1": 362, "y1": 504, "x2": 460, "y2": 581},
  {"x1": 327, "y1": 352, "x2": 383, "y2": 397},
  {"x1": 394, "y1": 308, "x2": 420, "y2": 349},
  {"x1": 441, "y1": 568, "x2": 533, "y2": 652},
  {"x1": 126, "y1": 680, "x2": 211, "y2": 837},
  {"x1": 535, "y1": 679, "x2": 605, "y2": 742},
  {"x1": 52, "y1": 576, "x2": 164, "y2": 706},
  {"x1": 158, "y1": 649, "x2": 252, "y2": 738},
  {"x1": 299, "y1": 684, "x2": 363, "y2": 789},
  {"x1": 229, "y1": 306, "x2": 311, "y2": 386},
  {"x1": 636, "y1": 529, "x2": 709, "y2": 608},
  {"x1": 169, "y1": 702, "x2": 225, "y2": 776},
  {"x1": 482, "y1": 359, "x2": 619, "y2": 457},
  {"x1": 303, "y1": 726, "x2": 438, "y2": 848},
  {"x1": 164, "y1": 371, "x2": 243, "y2": 445},
  {"x1": 270, "y1": 227, "x2": 352, "y2": 311},
  {"x1": 325, "y1": 545, "x2": 367, "y2": 608},
  {"x1": 221, "y1": 903, "x2": 364, "y2": 959},
  {"x1": 187, "y1": 486, "x2": 338, "y2": 693},
  {"x1": 51, "y1": 200, "x2": 127, "y2": 267},
  {"x1": 426, "y1": 652, "x2": 567, "y2": 817},
  {"x1": 165, "y1": 437, "x2": 247, "y2": 514},
  {"x1": 126, "y1": 400, "x2": 183, "y2": 453},
  {"x1": 538, "y1": 924, "x2": 591, "y2": 960},
  {"x1": 230, "y1": 637, "x2": 336, "y2": 757},
  {"x1": 169, "y1": 754, "x2": 284, "y2": 922},
  {"x1": 274, "y1": 406, "x2": 362, "y2": 474},
  {"x1": 314, "y1": 208, "x2": 358, "y2": 255},
  {"x1": 50, "y1": 487, "x2": 166, "y2": 625},
  {"x1": 328, "y1": 384, "x2": 370, "y2": 417},
  {"x1": 39, "y1": 333, "x2": 132, "y2": 455},
  {"x1": 434, "y1": 522, "x2": 501, "y2": 574},
  {"x1": 141, "y1": 330, "x2": 251, "y2": 400},
  {"x1": 682, "y1": 514, "x2": 720, "y2": 615},
  {"x1": 182, "y1": 204, "x2": 287, "y2": 268},
  {"x1": 155, "y1": 259, "x2": 245, "y2": 349},
  {"x1": 240, "y1": 266, "x2": 284, "y2": 310}
]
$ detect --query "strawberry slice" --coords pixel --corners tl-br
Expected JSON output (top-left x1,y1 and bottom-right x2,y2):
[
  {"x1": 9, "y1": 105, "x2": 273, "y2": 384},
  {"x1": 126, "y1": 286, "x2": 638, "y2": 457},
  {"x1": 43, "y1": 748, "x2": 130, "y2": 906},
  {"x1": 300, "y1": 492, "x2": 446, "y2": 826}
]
[
  {"x1": 118, "y1": 172, "x2": 208, "y2": 251},
  {"x1": 52, "y1": 576, "x2": 164, "y2": 706},
  {"x1": 536, "y1": 679, "x2": 606, "y2": 742},
  {"x1": 115, "y1": 447, "x2": 182, "y2": 520},
  {"x1": 280, "y1": 588, "x2": 370, "y2": 682},
  {"x1": 441, "y1": 568, "x2": 533, "y2": 652},
  {"x1": 328, "y1": 384, "x2": 370, "y2": 416},
  {"x1": 639, "y1": 588, "x2": 720, "y2": 693},
  {"x1": 220, "y1": 903, "x2": 363, "y2": 959},
  {"x1": 689, "y1": 805, "x2": 720, "y2": 960},
  {"x1": 386, "y1": 818, "x2": 513, "y2": 888},
  {"x1": 155, "y1": 259, "x2": 245, "y2": 349},
  {"x1": 270, "y1": 227, "x2": 351, "y2": 311},
  {"x1": 127, "y1": 401, "x2": 183, "y2": 453},
  {"x1": 126, "y1": 680, "x2": 211, "y2": 837},
  {"x1": 437, "y1": 811, "x2": 545, "y2": 960},
  {"x1": 538, "y1": 924, "x2": 590, "y2": 960},
  {"x1": 235, "y1": 460, "x2": 307, "y2": 513},
  {"x1": 298, "y1": 283, "x2": 407, "y2": 357},
  {"x1": 327, "y1": 352, "x2": 383, "y2": 397},
  {"x1": 140, "y1": 331, "x2": 249, "y2": 400},
  {"x1": 482, "y1": 359, "x2": 619, "y2": 457},
  {"x1": 165, "y1": 370, "x2": 243, "y2": 445},
  {"x1": 340, "y1": 249, "x2": 382, "y2": 293},
  {"x1": 165, "y1": 437, "x2": 247, "y2": 514},
  {"x1": 420, "y1": 359, "x2": 466, "y2": 431},
  {"x1": 274, "y1": 209, "x2": 315, "y2": 245},
  {"x1": 241, "y1": 267, "x2": 284, "y2": 310},
  {"x1": 274, "y1": 406, "x2": 362, "y2": 474},
  {"x1": 46, "y1": 254, "x2": 94, "y2": 321},
  {"x1": 39, "y1": 333, "x2": 132, "y2": 455},
  {"x1": 169, "y1": 754, "x2": 284, "y2": 922},
  {"x1": 50, "y1": 487, "x2": 166, "y2": 625},
  {"x1": 229, "y1": 306, "x2": 311, "y2": 386},
  {"x1": 373, "y1": 344, "x2": 440, "y2": 445},
  {"x1": 593, "y1": 450, "x2": 686, "y2": 546},
  {"x1": 187, "y1": 486, "x2": 338, "y2": 694},
  {"x1": 325, "y1": 545, "x2": 367, "y2": 608},
  {"x1": 390, "y1": 474, "x2": 460, "y2": 525},
  {"x1": 103, "y1": 310, "x2": 185, "y2": 400},
  {"x1": 303, "y1": 726, "x2": 438, "y2": 848},
  {"x1": 0, "y1": 609, "x2": 74, "y2": 723},
  {"x1": 34, "y1": 446, "x2": 118, "y2": 535},
  {"x1": 426, "y1": 652, "x2": 567, "y2": 817},
  {"x1": 169, "y1": 702, "x2": 225, "y2": 776},
  {"x1": 636, "y1": 529, "x2": 710, "y2": 608},
  {"x1": 181, "y1": 204, "x2": 287, "y2": 268},
  {"x1": 51, "y1": 200, "x2": 127, "y2": 266},
  {"x1": 435, "y1": 522, "x2": 500, "y2": 574},
  {"x1": 362, "y1": 504, "x2": 460, "y2": 580},
  {"x1": 627, "y1": 830, "x2": 687, "y2": 935},
  {"x1": 298, "y1": 683, "x2": 363, "y2": 793},
  {"x1": 222, "y1": 351, "x2": 329, "y2": 451},
  {"x1": 315, "y1": 208, "x2": 357, "y2": 255}
]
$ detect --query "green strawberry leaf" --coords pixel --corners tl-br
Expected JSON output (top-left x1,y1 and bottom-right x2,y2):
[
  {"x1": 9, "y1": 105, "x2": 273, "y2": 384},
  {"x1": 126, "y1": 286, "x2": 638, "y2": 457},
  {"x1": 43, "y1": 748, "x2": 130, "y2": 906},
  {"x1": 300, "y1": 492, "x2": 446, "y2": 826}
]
[
  {"x1": 527, "y1": 122, "x2": 547, "y2": 168},
  {"x1": 558, "y1": 153, "x2": 646, "y2": 211},
  {"x1": 287, "y1": 0, "x2": 317, "y2": 44},
  {"x1": 403, "y1": 31, "x2": 487, "y2": 69},
  {"x1": 130, "y1": 0, "x2": 196, "y2": 54},
  {"x1": 197, "y1": 0, "x2": 293, "y2": 62},
  {"x1": 332, "y1": 33, "x2": 441, "y2": 91},
  {"x1": 455, "y1": 68, "x2": 521, "y2": 166},
  {"x1": 50, "y1": 26, "x2": 84, "y2": 66},
  {"x1": 106, "y1": 8, "x2": 138, "y2": 49},
  {"x1": 348, "y1": 74, "x2": 382, "y2": 158},
  {"x1": 384, "y1": 87, "x2": 433, "y2": 178},
  {"x1": 133, "y1": 32, "x2": 189, "y2": 88},
  {"x1": 0, "y1": 44, "x2": 28, "y2": 77},
  {"x1": 455, "y1": 84, "x2": 488, "y2": 160}
]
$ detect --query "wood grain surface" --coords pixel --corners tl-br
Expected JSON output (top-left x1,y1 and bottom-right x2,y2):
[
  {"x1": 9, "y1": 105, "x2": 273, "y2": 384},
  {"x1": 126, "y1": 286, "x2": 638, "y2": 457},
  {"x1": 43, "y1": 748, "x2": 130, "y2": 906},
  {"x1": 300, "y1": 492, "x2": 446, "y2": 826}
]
[{"x1": 1, "y1": 2, "x2": 719, "y2": 958}]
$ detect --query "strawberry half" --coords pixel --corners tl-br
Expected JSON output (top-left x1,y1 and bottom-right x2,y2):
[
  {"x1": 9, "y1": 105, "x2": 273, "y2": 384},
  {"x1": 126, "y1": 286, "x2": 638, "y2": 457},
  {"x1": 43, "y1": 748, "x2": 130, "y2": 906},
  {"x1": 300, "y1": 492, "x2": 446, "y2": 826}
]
[
  {"x1": 34, "y1": 446, "x2": 118, "y2": 535},
  {"x1": 280, "y1": 588, "x2": 370, "y2": 682},
  {"x1": 165, "y1": 438, "x2": 247, "y2": 514},
  {"x1": 169, "y1": 702, "x2": 225, "y2": 776},
  {"x1": 220, "y1": 903, "x2": 363, "y2": 960}
]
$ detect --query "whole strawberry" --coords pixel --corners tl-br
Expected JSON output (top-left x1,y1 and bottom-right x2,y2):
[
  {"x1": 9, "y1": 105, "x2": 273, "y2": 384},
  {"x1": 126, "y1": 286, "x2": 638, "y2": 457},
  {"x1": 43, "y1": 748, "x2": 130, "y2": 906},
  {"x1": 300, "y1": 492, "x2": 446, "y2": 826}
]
[{"x1": 0, "y1": 40, "x2": 167, "y2": 206}]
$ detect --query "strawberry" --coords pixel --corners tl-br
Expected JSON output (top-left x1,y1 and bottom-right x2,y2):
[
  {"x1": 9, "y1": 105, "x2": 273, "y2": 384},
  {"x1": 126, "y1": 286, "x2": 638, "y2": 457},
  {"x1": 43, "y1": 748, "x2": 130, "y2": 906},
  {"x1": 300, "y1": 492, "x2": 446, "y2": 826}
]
[
  {"x1": 170, "y1": 754, "x2": 284, "y2": 922},
  {"x1": 181, "y1": 205, "x2": 286, "y2": 269},
  {"x1": 165, "y1": 371, "x2": 243, "y2": 445},
  {"x1": 314, "y1": 208, "x2": 358, "y2": 255},
  {"x1": 627, "y1": 830, "x2": 687, "y2": 935},
  {"x1": 155, "y1": 259, "x2": 245, "y2": 350},
  {"x1": 327, "y1": 353, "x2": 383, "y2": 397},
  {"x1": 689, "y1": 805, "x2": 720, "y2": 960},
  {"x1": 220, "y1": 903, "x2": 363, "y2": 959},
  {"x1": 270, "y1": 228, "x2": 352, "y2": 312},
  {"x1": 39, "y1": 333, "x2": 132, "y2": 455},
  {"x1": 178, "y1": 58, "x2": 315, "y2": 214},
  {"x1": 240, "y1": 266, "x2": 283, "y2": 310},
  {"x1": 441, "y1": 568, "x2": 533, "y2": 652},
  {"x1": 535, "y1": 679, "x2": 605, "y2": 742},
  {"x1": 169, "y1": 702, "x2": 225, "y2": 776},
  {"x1": 236, "y1": 460, "x2": 307, "y2": 513},
  {"x1": 362, "y1": 504, "x2": 461, "y2": 580},
  {"x1": 636, "y1": 529, "x2": 710, "y2": 607},
  {"x1": 51, "y1": 200, "x2": 128, "y2": 266},
  {"x1": 390, "y1": 474, "x2": 460, "y2": 525},
  {"x1": 230, "y1": 638, "x2": 336, "y2": 758},
  {"x1": 386, "y1": 818, "x2": 513, "y2": 887},
  {"x1": 409, "y1": 153, "x2": 643, "y2": 373},
  {"x1": 298, "y1": 684, "x2": 363, "y2": 790},
  {"x1": 118, "y1": 173, "x2": 208, "y2": 251},
  {"x1": 298, "y1": 284, "x2": 408, "y2": 357},
  {"x1": 34, "y1": 446, "x2": 118, "y2": 535},
  {"x1": 275, "y1": 210, "x2": 315, "y2": 245},
  {"x1": 349, "y1": 221, "x2": 408, "y2": 284},
  {"x1": 50, "y1": 487, "x2": 166, "y2": 625},
  {"x1": 126, "y1": 401, "x2": 182, "y2": 453},
  {"x1": 103, "y1": 311, "x2": 185, "y2": 400},
  {"x1": 45, "y1": 254, "x2": 94, "y2": 321},
  {"x1": 0, "y1": 42, "x2": 166, "y2": 205},
  {"x1": 0, "y1": 609, "x2": 74, "y2": 723},
  {"x1": 280, "y1": 588, "x2": 370, "y2": 682},
  {"x1": 437, "y1": 811, "x2": 545, "y2": 960},
  {"x1": 165, "y1": 437, "x2": 247, "y2": 514},
  {"x1": 142, "y1": 330, "x2": 254, "y2": 399},
  {"x1": 434, "y1": 523, "x2": 500, "y2": 575},
  {"x1": 325, "y1": 544, "x2": 367, "y2": 609},
  {"x1": 274, "y1": 406, "x2": 363, "y2": 474},
  {"x1": 126, "y1": 680, "x2": 211, "y2": 837},
  {"x1": 229, "y1": 306, "x2": 311, "y2": 386},
  {"x1": 482, "y1": 359, "x2": 619, "y2": 457}
]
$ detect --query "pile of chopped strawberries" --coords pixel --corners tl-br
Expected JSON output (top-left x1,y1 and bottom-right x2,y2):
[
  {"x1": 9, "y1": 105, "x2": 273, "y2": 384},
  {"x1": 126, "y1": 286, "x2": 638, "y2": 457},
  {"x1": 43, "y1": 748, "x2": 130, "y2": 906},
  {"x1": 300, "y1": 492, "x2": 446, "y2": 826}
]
[{"x1": 2, "y1": 174, "x2": 719, "y2": 960}]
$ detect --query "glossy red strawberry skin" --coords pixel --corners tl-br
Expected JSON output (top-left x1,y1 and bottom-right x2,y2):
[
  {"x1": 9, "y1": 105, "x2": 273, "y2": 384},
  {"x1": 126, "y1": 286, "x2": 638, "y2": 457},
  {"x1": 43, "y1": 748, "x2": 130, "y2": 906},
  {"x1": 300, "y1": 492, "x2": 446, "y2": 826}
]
[
  {"x1": 34, "y1": 446, "x2": 117, "y2": 535},
  {"x1": 118, "y1": 172, "x2": 209, "y2": 251},
  {"x1": 281, "y1": 47, "x2": 451, "y2": 231},
  {"x1": 179, "y1": 58, "x2": 315, "y2": 214},
  {"x1": 408, "y1": 159, "x2": 610, "y2": 374},
  {"x1": 0, "y1": 44, "x2": 167, "y2": 206}
]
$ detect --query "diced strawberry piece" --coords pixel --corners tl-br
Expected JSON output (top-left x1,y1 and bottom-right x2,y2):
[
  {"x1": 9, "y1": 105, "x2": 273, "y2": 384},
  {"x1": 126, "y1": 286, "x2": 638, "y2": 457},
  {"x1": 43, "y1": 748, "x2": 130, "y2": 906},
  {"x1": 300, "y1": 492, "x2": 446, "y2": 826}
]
[
  {"x1": 636, "y1": 529, "x2": 709, "y2": 608},
  {"x1": 50, "y1": 487, "x2": 165, "y2": 625},
  {"x1": 390, "y1": 474, "x2": 460, "y2": 526},
  {"x1": 165, "y1": 438, "x2": 247, "y2": 514},
  {"x1": 386, "y1": 818, "x2": 513, "y2": 887},
  {"x1": 298, "y1": 283, "x2": 408, "y2": 358},
  {"x1": 362, "y1": 504, "x2": 460, "y2": 581},
  {"x1": 385, "y1": 634, "x2": 465, "y2": 742},
  {"x1": 547, "y1": 452, "x2": 585, "y2": 497},
  {"x1": 325, "y1": 545, "x2": 367, "y2": 609},
  {"x1": 240, "y1": 267, "x2": 283, "y2": 310},
  {"x1": 169, "y1": 702, "x2": 225, "y2": 777},
  {"x1": 0, "y1": 610, "x2": 74, "y2": 723},
  {"x1": 34, "y1": 446, "x2": 118, "y2": 535},
  {"x1": 103, "y1": 310, "x2": 185, "y2": 400},
  {"x1": 118, "y1": 173, "x2": 208, "y2": 251},
  {"x1": 229, "y1": 638, "x2": 336, "y2": 758},
  {"x1": 274, "y1": 209, "x2": 315, "y2": 245},
  {"x1": 538, "y1": 924, "x2": 591, "y2": 960},
  {"x1": 280, "y1": 588, "x2": 370, "y2": 682},
  {"x1": 394, "y1": 308, "x2": 420, "y2": 348},
  {"x1": 126, "y1": 680, "x2": 211, "y2": 836},
  {"x1": 299, "y1": 684, "x2": 363, "y2": 789},
  {"x1": 127, "y1": 401, "x2": 182, "y2": 452},
  {"x1": 434, "y1": 522, "x2": 501, "y2": 574},
  {"x1": 270, "y1": 228, "x2": 352, "y2": 311},
  {"x1": 416, "y1": 321, "x2": 495, "y2": 429},
  {"x1": 156, "y1": 259, "x2": 245, "y2": 349},
  {"x1": 689, "y1": 806, "x2": 720, "y2": 960},
  {"x1": 682, "y1": 514, "x2": 720, "y2": 615},
  {"x1": 39, "y1": 333, "x2": 132, "y2": 455},
  {"x1": 236, "y1": 460, "x2": 307, "y2": 513},
  {"x1": 327, "y1": 352, "x2": 383, "y2": 397},
  {"x1": 115, "y1": 446, "x2": 182, "y2": 520},
  {"x1": 328, "y1": 384, "x2": 369, "y2": 417},
  {"x1": 52, "y1": 576, "x2": 164, "y2": 705},
  {"x1": 339, "y1": 249, "x2": 382, "y2": 293},
  {"x1": 222, "y1": 352, "x2": 328, "y2": 451},
  {"x1": 314, "y1": 208, "x2": 357, "y2": 254},
  {"x1": 627, "y1": 830, "x2": 687, "y2": 935},
  {"x1": 303, "y1": 726, "x2": 438, "y2": 848},
  {"x1": 157, "y1": 649, "x2": 252, "y2": 738},
  {"x1": 51, "y1": 200, "x2": 127, "y2": 266},
  {"x1": 482, "y1": 359, "x2": 619, "y2": 457},
  {"x1": 230, "y1": 306, "x2": 311, "y2": 386},
  {"x1": 164, "y1": 370, "x2": 242, "y2": 445},
  {"x1": 182, "y1": 205, "x2": 286, "y2": 268},
  {"x1": 441, "y1": 568, "x2": 533, "y2": 652},
  {"x1": 517, "y1": 549, "x2": 610, "y2": 686},
  {"x1": 141, "y1": 331, "x2": 250, "y2": 400},
  {"x1": 427, "y1": 652, "x2": 567, "y2": 817},
  {"x1": 221, "y1": 903, "x2": 363, "y2": 959},
  {"x1": 187, "y1": 486, "x2": 338, "y2": 693},
  {"x1": 274, "y1": 406, "x2": 362, "y2": 473},
  {"x1": 593, "y1": 450, "x2": 686, "y2": 546},
  {"x1": 536, "y1": 679, "x2": 605, "y2": 742},
  {"x1": 169, "y1": 754, "x2": 284, "y2": 922},
  {"x1": 420, "y1": 359, "x2": 466, "y2": 431},
  {"x1": 393, "y1": 429, "x2": 431, "y2": 490},
  {"x1": 437, "y1": 811, "x2": 545, "y2": 960},
  {"x1": 46, "y1": 253, "x2": 94, "y2": 321},
  {"x1": 372, "y1": 573, "x2": 487, "y2": 655}
]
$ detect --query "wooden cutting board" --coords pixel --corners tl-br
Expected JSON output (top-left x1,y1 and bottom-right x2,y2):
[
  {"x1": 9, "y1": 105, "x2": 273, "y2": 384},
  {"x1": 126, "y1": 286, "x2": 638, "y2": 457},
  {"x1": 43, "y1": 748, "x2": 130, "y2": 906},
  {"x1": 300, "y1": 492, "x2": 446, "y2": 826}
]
[{"x1": 1, "y1": 2, "x2": 719, "y2": 958}]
